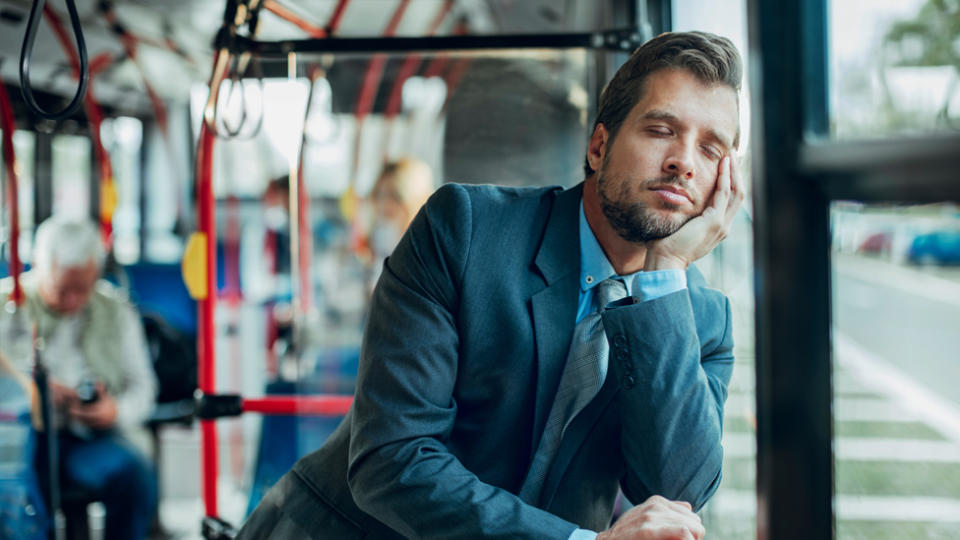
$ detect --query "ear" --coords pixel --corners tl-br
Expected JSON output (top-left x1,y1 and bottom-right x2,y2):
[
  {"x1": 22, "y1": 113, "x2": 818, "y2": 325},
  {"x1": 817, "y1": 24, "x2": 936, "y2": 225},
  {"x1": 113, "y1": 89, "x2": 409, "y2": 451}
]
[{"x1": 587, "y1": 123, "x2": 609, "y2": 173}]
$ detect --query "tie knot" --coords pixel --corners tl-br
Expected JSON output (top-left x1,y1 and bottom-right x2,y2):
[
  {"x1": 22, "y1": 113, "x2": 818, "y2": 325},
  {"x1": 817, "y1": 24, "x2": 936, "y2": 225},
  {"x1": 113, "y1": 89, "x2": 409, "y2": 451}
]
[{"x1": 594, "y1": 278, "x2": 627, "y2": 310}]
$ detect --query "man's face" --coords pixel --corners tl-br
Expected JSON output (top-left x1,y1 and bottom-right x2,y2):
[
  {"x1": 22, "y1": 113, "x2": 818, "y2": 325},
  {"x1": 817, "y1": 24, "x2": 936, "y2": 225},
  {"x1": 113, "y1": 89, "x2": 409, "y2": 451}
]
[
  {"x1": 40, "y1": 260, "x2": 99, "y2": 315},
  {"x1": 595, "y1": 68, "x2": 739, "y2": 243}
]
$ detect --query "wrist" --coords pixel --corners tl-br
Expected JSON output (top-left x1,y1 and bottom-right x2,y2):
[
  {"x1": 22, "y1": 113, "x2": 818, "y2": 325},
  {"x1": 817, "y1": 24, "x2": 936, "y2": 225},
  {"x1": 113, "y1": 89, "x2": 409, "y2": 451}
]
[{"x1": 643, "y1": 251, "x2": 688, "y2": 271}]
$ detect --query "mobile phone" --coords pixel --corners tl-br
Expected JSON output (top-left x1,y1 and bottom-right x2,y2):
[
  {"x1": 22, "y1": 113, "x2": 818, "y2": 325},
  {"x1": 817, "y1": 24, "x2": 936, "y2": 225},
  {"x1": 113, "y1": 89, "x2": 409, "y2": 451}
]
[{"x1": 75, "y1": 378, "x2": 100, "y2": 405}]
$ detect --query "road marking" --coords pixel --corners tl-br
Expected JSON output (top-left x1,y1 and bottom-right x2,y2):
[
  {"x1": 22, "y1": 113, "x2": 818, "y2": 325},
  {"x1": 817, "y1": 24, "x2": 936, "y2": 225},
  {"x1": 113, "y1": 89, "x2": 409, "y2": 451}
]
[
  {"x1": 707, "y1": 490, "x2": 960, "y2": 522},
  {"x1": 723, "y1": 432, "x2": 960, "y2": 462},
  {"x1": 837, "y1": 437, "x2": 960, "y2": 462},
  {"x1": 724, "y1": 393, "x2": 922, "y2": 423},
  {"x1": 836, "y1": 333, "x2": 960, "y2": 444}
]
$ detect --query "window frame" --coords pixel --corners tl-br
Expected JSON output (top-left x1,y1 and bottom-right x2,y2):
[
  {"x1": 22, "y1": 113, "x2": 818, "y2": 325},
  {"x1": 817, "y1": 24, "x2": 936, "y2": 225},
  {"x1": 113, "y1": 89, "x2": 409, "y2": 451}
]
[{"x1": 748, "y1": 1, "x2": 960, "y2": 538}]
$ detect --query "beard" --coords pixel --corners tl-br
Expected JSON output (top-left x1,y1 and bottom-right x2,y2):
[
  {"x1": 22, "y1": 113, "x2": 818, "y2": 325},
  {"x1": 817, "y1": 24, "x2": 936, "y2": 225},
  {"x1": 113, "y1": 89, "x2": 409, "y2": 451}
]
[{"x1": 597, "y1": 171, "x2": 692, "y2": 243}]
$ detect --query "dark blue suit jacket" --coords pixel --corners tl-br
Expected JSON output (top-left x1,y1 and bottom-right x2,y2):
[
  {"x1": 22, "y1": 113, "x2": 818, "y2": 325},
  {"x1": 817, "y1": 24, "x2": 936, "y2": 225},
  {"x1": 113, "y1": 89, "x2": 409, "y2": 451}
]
[{"x1": 238, "y1": 182, "x2": 734, "y2": 539}]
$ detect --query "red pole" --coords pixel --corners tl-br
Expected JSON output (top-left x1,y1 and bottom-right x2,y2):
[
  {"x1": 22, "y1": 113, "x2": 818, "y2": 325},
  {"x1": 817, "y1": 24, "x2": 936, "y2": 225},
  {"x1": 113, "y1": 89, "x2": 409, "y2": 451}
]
[
  {"x1": 0, "y1": 81, "x2": 23, "y2": 306},
  {"x1": 196, "y1": 122, "x2": 218, "y2": 517},
  {"x1": 43, "y1": 5, "x2": 116, "y2": 247},
  {"x1": 264, "y1": 0, "x2": 328, "y2": 38},
  {"x1": 383, "y1": 0, "x2": 453, "y2": 119},
  {"x1": 422, "y1": 19, "x2": 468, "y2": 80},
  {"x1": 352, "y1": 0, "x2": 411, "y2": 120},
  {"x1": 325, "y1": 0, "x2": 351, "y2": 34},
  {"x1": 243, "y1": 395, "x2": 353, "y2": 416}
]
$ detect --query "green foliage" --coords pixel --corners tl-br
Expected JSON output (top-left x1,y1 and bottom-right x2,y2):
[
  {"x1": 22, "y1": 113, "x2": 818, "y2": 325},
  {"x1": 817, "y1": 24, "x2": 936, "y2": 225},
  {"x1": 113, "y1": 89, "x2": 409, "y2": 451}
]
[{"x1": 885, "y1": 0, "x2": 960, "y2": 67}]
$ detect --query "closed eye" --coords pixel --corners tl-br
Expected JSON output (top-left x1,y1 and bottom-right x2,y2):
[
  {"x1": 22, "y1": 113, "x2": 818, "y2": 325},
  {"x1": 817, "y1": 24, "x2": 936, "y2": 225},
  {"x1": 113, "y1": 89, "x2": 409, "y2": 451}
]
[
  {"x1": 701, "y1": 145, "x2": 722, "y2": 160},
  {"x1": 648, "y1": 126, "x2": 672, "y2": 136}
]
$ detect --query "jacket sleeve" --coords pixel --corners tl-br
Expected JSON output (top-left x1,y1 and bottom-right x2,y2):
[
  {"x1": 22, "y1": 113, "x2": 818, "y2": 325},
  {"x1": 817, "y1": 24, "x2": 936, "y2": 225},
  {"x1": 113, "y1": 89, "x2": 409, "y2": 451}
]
[
  {"x1": 601, "y1": 289, "x2": 734, "y2": 510},
  {"x1": 346, "y1": 184, "x2": 578, "y2": 539}
]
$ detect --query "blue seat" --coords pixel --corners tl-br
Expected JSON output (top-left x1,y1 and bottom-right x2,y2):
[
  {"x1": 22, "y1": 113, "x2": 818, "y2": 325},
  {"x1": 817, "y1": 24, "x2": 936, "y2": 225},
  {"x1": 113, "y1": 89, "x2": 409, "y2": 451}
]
[{"x1": 245, "y1": 347, "x2": 360, "y2": 517}]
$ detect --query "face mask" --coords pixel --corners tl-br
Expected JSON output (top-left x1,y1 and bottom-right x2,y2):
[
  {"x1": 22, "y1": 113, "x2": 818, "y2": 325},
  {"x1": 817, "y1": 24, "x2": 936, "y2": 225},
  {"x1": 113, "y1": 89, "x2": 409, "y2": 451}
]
[
  {"x1": 370, "y1": 221, "x2": 403, "y2": 257},
  {"x1": 264, "y1": 206, "x2": 289, "y2": 231}
]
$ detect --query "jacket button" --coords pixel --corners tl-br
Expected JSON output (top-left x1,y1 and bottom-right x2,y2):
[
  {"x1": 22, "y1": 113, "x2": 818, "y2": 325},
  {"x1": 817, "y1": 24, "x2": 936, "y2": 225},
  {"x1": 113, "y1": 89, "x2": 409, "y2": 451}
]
[{"x1": 613, "y1": 334, "x2": 627, "y2": 347}]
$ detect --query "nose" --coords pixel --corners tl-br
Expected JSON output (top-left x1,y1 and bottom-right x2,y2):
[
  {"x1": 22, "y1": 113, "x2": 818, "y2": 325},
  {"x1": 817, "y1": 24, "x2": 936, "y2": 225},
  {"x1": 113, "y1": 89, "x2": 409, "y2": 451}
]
[{"x1": 663, "y1": 139, "x2": 695, "y2": 180}]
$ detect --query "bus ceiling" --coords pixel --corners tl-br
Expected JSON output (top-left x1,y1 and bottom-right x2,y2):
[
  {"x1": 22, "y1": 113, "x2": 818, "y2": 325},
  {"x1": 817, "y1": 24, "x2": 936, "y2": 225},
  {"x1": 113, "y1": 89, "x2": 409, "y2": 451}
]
[{"x1": 0, "y1": 0, "x2": 658, "y2": 123}]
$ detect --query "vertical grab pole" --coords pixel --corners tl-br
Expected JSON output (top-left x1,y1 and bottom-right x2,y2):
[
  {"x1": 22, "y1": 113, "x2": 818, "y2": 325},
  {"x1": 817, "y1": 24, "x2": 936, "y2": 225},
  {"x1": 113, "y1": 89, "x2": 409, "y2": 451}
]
[
  {"x1": 286, "y1": 52, "x2": 303, "y2": 320},
  {"x1": 196, "y1": 122, "x2": 218, "y2": 517},
  {"x1": 0, "y1": 79, "x2": 24, "y2": 306},
  {"x1": 192, "y1": 41, "x2": 230, "y2": 520}
]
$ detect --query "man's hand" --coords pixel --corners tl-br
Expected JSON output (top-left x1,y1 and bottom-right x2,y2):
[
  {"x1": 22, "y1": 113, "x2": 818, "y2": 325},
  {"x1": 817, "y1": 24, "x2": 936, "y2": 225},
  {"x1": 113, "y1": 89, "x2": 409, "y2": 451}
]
[
  {"x1": 69, "y1": 383, "x2": 118, "y2": 430},
  {"x1": 49, "y1": 381, "x2": 78, "y2": 408},
  {"x1": 644, "y1": 156, "x2": 743, "y2": 271},
  {"x1": 596, "y1": 495, "x2": 705, "y2": 540}
]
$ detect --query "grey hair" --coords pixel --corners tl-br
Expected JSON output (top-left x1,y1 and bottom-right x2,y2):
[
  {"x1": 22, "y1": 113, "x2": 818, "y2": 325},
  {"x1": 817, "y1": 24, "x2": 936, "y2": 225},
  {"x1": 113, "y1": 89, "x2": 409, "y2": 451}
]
[{"x1": 32, "y1": 217, "x2": 104, "y2": 279}]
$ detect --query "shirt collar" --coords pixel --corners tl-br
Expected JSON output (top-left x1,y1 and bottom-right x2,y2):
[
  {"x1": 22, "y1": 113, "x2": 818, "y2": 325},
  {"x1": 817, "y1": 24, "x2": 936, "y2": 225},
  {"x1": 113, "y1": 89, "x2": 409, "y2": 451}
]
[{"x1": 579, "y1": 200, "x2": 641, "y2": 295}]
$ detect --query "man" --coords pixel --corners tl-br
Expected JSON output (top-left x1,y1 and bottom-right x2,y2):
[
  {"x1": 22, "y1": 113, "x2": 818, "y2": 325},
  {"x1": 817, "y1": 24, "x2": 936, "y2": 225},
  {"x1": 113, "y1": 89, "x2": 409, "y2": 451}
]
[
  {"x1": 240, "y1": 31, "x2": 742, "y2": 539},
  {"x1": 0, "y1": 217, "x2": 158, "y2": 540}
]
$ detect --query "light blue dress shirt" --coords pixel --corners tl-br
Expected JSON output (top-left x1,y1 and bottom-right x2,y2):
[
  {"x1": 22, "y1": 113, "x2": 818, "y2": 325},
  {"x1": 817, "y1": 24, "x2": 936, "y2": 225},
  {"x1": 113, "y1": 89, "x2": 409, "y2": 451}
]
[{"x1": 569, "y1": 201, "x2": 687, "y2": 539}]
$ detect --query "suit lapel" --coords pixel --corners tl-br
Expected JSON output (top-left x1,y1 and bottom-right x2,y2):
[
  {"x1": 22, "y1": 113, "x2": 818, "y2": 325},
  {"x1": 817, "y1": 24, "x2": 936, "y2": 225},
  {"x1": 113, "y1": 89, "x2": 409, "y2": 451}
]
[{"x1": 528, "y1": 183, "x2": 583, "y2": 458}]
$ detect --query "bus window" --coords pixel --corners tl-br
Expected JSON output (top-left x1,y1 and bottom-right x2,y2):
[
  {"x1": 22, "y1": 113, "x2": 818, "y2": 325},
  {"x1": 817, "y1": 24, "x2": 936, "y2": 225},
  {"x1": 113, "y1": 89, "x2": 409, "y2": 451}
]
[
  {"x1": 0, "y1": 130, "x2": 36, "y2": 264},
  {"x1": 51, "y1": 135, "x2": 91, "y2": 221},
  {"x1": 829, "y1": 0, "x2": 960, "y2": 139},
  {"x1": 831, "y1": 202, "x2": 960, "y2": 538},
  {"x1": 101, "y1": 117, "x2": 144, "y2": 265}
]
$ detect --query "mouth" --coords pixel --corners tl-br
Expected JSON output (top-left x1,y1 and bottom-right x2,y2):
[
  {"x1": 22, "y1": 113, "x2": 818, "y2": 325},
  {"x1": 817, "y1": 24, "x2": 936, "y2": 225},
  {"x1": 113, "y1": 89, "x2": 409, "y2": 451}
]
[{"x1": 648, "y1": 185, "x2": 692, "y2": 205}]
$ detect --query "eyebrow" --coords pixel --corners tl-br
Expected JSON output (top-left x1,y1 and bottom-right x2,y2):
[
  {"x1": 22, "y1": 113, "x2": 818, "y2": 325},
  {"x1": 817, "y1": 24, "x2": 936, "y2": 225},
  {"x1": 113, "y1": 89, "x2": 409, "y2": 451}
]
[{"x1": 641, "y1": 109, "x2": 736, "y2": 151}]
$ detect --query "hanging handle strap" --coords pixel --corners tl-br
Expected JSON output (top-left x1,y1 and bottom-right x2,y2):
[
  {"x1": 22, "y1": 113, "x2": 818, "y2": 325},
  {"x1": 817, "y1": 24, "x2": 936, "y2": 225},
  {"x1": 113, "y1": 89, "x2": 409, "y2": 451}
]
[{"x1": 19, "y1": 0, "x2": 89, "y2": 120}]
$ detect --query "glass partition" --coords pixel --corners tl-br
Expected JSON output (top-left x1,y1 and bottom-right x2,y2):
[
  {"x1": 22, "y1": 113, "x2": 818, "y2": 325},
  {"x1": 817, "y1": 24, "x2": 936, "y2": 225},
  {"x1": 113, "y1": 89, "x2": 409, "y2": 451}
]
[{"x1": 831, "y1": 201, "x2": 960, "y2": 538}]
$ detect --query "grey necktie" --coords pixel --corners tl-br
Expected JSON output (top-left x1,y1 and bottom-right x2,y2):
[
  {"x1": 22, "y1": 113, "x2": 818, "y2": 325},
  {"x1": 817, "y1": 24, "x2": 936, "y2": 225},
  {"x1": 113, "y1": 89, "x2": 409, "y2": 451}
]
[{"x1": 519, "y1": 277, "x2": 628, "y2": 503}]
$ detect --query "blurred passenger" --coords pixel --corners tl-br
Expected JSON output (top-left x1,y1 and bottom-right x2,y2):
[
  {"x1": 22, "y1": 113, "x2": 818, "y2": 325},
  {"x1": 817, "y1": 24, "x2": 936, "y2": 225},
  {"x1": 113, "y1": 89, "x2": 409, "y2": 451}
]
[
  {"x1": 261, "y1": 176, "x2": 292, "y2": 277},
  {"x1": 367, "y1": 157, "x2": 436, "y2": 285},
  {"x1": 248, "y1": 176, "x2": 295, "y2": 379},
  {"x1": 0, "y1": 217, "x2": 158, "y2": 540}
]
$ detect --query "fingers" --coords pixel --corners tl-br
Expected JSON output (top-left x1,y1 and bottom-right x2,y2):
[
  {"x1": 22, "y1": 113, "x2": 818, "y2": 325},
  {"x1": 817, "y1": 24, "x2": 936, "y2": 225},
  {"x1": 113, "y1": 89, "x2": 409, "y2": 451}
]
[
  {"x1": 708, "y1": 157, "x2": 731, "y2": 213},
  {"x1": 69, "y1": 394, "x2": 117, "y2": 430},
  {"x1": 691, "y1": 519, "x2": 706, "y2": 540},
  {"x1": 95, "y1": 381, "x2": 111, "y2": 397},
  {"x1": 50, "y1": 382, "x2": 77, "y2": 407},
  {"x1": 628, "y1": 496, "x2": 704, "y2": 540},
  {"x1": 723, "y1": 156, "x2": 743, "y2": 224}
]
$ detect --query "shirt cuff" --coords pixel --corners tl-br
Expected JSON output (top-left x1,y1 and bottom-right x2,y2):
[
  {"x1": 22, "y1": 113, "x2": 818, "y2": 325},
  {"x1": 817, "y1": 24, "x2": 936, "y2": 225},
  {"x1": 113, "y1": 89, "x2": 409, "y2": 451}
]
[
  {"x1": 631, "y1": 269, "x2": 687, "y2": 302},
  {"x1": 569, "y1": 529, "x2": 599, "y2": 540}
]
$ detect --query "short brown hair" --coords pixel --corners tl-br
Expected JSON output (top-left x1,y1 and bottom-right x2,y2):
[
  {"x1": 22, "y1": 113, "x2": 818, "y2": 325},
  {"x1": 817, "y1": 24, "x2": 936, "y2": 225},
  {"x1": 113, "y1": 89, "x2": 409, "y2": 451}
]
[{"x1": 584, "y1": 31, "x2": 742, "y2": 176}]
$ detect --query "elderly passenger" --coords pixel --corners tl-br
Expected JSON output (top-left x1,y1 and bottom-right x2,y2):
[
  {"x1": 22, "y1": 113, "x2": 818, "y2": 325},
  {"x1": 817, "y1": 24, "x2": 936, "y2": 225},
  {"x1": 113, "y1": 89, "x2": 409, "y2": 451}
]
[{"x1": 0, "y1": 217, "x2": 157, "y2": 540}]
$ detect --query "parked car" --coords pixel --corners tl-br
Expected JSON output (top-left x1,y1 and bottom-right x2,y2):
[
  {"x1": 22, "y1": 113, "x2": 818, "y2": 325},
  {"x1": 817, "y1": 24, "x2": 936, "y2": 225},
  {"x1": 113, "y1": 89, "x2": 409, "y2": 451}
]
[
  {"x1": 907, "y1": 230, "x2": 960, "y2": 265},
  {"x1": 858, "y1": 231, "x2": 893, "y2": 255}
]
